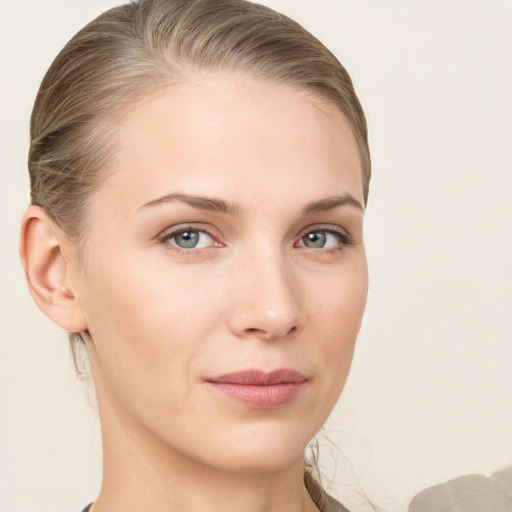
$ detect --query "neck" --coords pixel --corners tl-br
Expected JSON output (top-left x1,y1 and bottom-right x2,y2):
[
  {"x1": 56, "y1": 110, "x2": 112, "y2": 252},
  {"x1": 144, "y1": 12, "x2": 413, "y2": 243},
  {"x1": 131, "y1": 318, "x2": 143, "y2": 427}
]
[{"x1": 90, "y1": 377, "x2": 319, "y2": 512}]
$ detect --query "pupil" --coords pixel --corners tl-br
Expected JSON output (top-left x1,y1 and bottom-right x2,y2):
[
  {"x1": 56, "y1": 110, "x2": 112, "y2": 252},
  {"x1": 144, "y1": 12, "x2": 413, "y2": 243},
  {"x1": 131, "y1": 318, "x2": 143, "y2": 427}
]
[
  {"x1": 177, "y1": 231, "x2": 199, "y2": 248},
  {"x1": 306, "y1": 232, "x2": 326, "y2": 248}
]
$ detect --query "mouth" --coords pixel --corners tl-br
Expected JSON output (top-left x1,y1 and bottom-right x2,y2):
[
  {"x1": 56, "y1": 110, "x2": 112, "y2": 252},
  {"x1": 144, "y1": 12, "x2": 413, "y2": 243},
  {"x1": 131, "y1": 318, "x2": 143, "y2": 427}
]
[{"x1": 204, "y1": 369, "x2": 308, "y2": 409}]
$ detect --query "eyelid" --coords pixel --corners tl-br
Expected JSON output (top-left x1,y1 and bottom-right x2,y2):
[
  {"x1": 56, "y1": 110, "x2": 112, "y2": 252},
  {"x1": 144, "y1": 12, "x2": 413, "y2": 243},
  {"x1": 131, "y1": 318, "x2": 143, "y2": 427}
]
[
  {"x1": 155, "y1": 222, "x2": 353, "y2": 254},
  {"x1": 296, "y1": 224, "x2": 353, "y2": 245},
  {"x1": 156, "y1": 223, "x2": 222, "y2": 252}
]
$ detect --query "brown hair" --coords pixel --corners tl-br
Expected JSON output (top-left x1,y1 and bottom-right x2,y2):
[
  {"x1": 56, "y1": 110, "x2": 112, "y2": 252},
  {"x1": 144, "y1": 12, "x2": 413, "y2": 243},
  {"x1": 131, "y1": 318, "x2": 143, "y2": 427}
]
[{"x1": 28, "y1": 1, "x2": 370, "y2": 509}]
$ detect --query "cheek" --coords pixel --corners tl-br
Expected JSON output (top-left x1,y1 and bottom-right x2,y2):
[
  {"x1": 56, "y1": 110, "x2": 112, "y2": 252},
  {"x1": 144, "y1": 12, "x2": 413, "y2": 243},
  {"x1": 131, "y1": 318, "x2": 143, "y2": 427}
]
[
  {"x1": 306, "y1": 259, "x2": 368, "y2": 396},
  {"x1": 80, "y1": 248, "x2": 235, "y2": 395},
  {"x1": 310, "y1": 256, "x2": 367, "y2": 338},
  {"x1": 84, "y1": 243, "x2": 216, "y2": 330}
]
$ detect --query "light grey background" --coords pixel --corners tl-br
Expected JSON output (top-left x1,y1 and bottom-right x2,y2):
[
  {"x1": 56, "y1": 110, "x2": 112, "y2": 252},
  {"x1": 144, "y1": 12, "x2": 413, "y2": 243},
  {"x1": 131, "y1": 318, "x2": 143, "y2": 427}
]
[{"x1": 1, "y1": 1, "x2": 511, "y2": 511}]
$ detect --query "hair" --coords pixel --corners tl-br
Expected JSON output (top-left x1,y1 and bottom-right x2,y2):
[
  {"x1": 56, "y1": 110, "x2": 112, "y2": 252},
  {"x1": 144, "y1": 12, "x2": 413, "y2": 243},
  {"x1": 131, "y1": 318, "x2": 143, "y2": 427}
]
[{"x1": 28, "y1": 1, "x2": 370, "y2": 510}]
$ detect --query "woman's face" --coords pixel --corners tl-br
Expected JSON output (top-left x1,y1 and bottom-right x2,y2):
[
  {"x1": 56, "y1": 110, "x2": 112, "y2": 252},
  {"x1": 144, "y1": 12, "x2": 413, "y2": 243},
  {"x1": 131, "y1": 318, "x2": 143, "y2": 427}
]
[{"x1": 75, "y1": 73, "x2": 368, "y2": 473}]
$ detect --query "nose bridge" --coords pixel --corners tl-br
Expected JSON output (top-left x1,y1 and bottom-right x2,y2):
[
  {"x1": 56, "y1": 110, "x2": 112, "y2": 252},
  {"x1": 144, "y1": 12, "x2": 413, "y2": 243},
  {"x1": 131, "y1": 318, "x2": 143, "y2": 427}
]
[{"x1": 228, "y1": 239, "x2": 302, "y2": 341}]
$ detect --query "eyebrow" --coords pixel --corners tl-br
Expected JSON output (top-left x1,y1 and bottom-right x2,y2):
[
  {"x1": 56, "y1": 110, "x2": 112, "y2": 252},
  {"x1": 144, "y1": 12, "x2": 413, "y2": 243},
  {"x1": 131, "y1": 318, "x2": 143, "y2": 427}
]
[
  {"x1": 140, "y1": 193, "x2": 240, "y2": 215},
  {"x1": 139, "y1": 192, "x2": 363, "y2": 215},
  {"x1": 301, "y1": 194, "x2": 364, "y2": 214}
]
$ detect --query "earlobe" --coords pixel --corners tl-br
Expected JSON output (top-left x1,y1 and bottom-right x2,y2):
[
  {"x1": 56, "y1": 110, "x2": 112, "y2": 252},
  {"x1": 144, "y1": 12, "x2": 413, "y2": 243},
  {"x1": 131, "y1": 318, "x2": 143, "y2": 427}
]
[{"x1": 19, "y1": 205, "x2": 88, "y2": 333}]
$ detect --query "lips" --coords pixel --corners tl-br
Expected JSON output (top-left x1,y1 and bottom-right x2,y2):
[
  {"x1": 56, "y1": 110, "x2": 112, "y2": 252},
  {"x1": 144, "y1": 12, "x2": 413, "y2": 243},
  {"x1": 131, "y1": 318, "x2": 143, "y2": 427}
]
[{"x1": 205, "y1": 369, "x2": 308, "y2": 409}]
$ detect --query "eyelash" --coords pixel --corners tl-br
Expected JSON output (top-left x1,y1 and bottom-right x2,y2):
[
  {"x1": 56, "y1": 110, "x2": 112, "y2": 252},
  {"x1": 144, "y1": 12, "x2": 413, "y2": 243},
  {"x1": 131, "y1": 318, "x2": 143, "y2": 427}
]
[
  {"x1": 157, "y1": 224, "x2": 219, "y2": 255},
  {"x1": 157, "y1": 223, "x2": 353, "y2": 255},
  {"x1": 297, "y1": 225, "x2": 354, "y2": 253}
]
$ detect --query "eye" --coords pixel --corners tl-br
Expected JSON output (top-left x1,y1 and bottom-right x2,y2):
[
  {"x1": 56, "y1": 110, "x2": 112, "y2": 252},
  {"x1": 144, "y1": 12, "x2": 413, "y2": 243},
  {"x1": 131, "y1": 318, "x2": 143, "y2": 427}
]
[
  {"x1": 296, "y1": 227, "x2": 352, "y2": 250},
  {"x1": 161, "y1": 227, "x2": 217, "y2": 250}
]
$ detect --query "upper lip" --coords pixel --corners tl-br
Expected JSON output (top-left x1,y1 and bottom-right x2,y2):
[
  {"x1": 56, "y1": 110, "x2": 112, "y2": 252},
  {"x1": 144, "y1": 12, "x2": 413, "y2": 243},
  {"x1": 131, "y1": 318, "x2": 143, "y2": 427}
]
[{"x1": 206, "y1": 369, "x2": 308, "y2": 385}]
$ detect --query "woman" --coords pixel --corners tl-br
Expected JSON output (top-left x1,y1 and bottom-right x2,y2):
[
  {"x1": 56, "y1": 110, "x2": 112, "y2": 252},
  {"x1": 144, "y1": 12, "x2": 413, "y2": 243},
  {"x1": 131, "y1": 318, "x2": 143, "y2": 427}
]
[{"x1": 19, "y1": 1, "x2": 370, "y2": 511}]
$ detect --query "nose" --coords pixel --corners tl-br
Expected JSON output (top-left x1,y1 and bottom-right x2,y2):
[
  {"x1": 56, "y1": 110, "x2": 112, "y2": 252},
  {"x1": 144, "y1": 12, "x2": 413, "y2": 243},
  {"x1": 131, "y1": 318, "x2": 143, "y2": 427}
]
[{"x1": 227, "y1": 247, "x2": 304, "y2": 342}]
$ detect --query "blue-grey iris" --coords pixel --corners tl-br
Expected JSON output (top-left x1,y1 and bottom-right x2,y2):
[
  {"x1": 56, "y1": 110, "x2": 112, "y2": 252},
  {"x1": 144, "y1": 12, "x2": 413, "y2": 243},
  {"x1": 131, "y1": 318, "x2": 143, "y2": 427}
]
[
  {"x1": 304, "y1": 232, "x2": 326, "y2": 248},
  {"x1": 175, "y1": 231, "x2": 200, "y2": 248}
]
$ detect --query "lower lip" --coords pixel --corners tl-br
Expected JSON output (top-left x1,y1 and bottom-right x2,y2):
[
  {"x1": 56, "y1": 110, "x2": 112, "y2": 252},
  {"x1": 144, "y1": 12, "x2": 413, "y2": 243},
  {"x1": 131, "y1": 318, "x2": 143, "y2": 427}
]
[{"x1": 206, "y1": 382, "x2": 306, "y2": 409}]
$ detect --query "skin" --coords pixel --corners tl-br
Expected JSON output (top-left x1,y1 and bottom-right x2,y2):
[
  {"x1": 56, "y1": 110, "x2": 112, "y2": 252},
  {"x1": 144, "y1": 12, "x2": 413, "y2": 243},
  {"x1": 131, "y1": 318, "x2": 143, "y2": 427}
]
[{"x1": 21, "y1": 72, "x2": 368, "y2": 512}]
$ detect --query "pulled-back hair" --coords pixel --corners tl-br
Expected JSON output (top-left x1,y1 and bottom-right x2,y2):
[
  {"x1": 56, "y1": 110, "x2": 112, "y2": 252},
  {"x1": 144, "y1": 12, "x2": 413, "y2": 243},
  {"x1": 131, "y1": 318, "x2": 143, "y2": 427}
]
[
  {"x1": 29, "y1": 2, "x2": 369, "y2": 509},
  {"x1": 30, "y1": 0, "x2": 370, "y2": 238}
]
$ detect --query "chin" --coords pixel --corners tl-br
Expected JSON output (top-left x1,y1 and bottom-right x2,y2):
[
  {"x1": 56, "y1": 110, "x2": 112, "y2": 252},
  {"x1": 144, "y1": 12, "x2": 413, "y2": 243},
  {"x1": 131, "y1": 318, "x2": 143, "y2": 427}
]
[
  {"x1": 212, "y1": 444, "x2": 306, "y2": 474},
  {"x1": 193, "y1": 420, "x2": 316, "y2": 474}
]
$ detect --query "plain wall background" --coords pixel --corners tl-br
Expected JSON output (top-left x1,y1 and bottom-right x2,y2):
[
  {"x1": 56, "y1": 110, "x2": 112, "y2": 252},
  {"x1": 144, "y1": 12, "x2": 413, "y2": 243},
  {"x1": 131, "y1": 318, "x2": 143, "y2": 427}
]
[{"x1": 1, "y1": 1, "x2": 511, "y2": 511}]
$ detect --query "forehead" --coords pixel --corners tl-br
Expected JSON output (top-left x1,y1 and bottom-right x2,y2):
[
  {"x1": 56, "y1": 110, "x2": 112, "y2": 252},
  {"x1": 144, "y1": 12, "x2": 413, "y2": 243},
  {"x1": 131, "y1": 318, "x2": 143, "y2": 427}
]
[{"x1": 97, "y1": 72, "x2": 364, "y2": 212}]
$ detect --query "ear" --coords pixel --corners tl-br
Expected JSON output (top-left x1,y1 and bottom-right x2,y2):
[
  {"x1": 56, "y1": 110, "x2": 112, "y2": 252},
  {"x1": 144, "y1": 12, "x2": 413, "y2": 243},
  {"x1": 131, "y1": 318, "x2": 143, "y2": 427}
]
[{"x1": 19, "y1": 205, "x2": 88, "y2": 333}]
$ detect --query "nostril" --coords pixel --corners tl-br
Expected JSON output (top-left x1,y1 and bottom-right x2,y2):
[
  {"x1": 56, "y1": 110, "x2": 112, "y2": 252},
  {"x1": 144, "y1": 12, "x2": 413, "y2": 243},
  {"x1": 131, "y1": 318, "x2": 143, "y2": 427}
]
[
  {"x1": 245, "y1": 328, "x2": 271, "y2": 340},
  {"x1": 244, "y1": 325, "x2": 298, "y2": 341}
]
